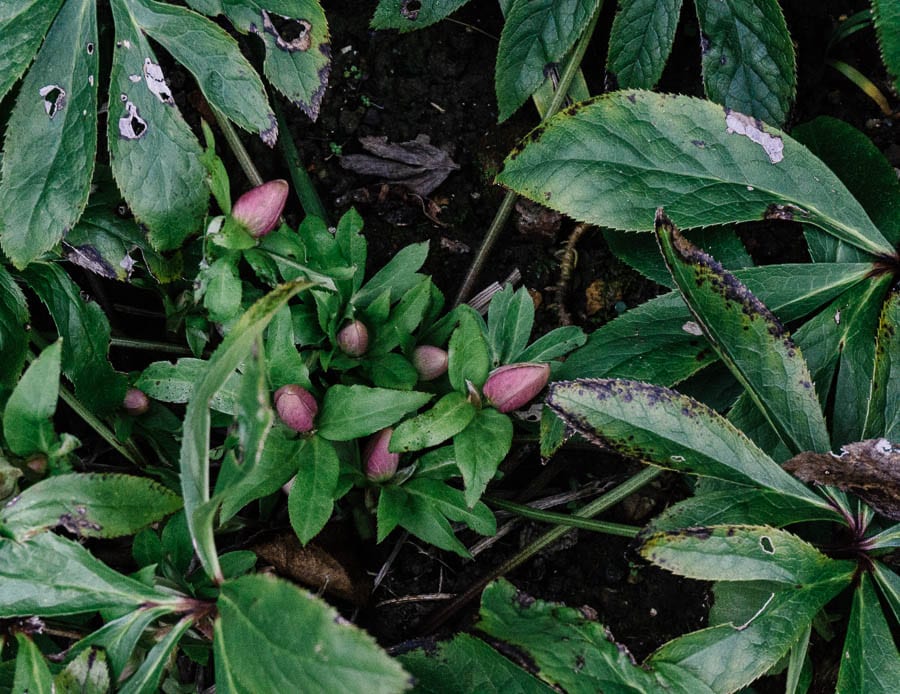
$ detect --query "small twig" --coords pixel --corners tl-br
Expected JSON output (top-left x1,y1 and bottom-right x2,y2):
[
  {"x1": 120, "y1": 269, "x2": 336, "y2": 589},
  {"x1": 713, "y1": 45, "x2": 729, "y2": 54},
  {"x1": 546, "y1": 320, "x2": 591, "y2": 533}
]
[
  {"x1": 556, "y1": 222, "x2": 592, "y2": 325},
  {"x1": 372, "y1": 531, "x2": 409, "y2": 592}
]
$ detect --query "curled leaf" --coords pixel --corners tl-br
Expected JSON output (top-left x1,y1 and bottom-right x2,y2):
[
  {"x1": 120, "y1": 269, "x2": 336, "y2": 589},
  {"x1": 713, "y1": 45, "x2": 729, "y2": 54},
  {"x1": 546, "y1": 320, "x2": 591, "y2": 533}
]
[{"x1": 340, "y1": 135, "x2": 459, "y2": 196}]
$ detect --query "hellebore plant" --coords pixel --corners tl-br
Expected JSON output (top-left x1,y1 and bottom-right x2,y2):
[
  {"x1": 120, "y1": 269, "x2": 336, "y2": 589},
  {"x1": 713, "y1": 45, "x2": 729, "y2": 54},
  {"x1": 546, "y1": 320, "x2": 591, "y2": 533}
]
[{"x1": 273, "y1": 384, "x2": 318, "y2": 434}]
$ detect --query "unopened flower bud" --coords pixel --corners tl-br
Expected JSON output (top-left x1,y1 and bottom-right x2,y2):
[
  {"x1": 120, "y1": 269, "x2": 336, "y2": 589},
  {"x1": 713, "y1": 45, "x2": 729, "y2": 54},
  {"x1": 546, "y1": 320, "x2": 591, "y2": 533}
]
[
  {"x1": 274, "y1": 384, "x2": 318, "y2": 433},
  {"x1": 364, "y1": 427, "x2": 399, "y2": 482},
  {"x1": 231, "y1": 179, "x2": 289, "y2": 238},
  {"x1": 412, "y1": 345, "x2": 449, "y2": 381},
  {"x1": 26, "y1": 454, "x2": 48, "y2": 475},
  {"x1": 482, "y1": 363, "x2": 551, "y2": 413},
  {"x1": 123, "y1": 388, "x2": 150, "y2": 416},
  {"x1": 337, "y1": 320, "x2": 369, "y2": 357}
]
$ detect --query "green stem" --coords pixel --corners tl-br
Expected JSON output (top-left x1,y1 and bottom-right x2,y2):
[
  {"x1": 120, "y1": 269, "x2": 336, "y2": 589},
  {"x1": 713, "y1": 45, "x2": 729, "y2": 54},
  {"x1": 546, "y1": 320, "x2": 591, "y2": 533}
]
[
  {"x1": 421, "y1": 465, "x2": 662, "y2": 634},
  {"x1": 486, "y1": 496, "x2": 639, "y2": 537},
  {"x1": 210, "y1": 105, "x2": 263, "y2": 187},
  {"x1": 271, "y1": 96, "x2": 329, "y2": 222},
  {"x1": 454, "y1": 6, "x2": 602, "y2": 305},
  {"x1": 110, "y1": 337, "x2": 192, "y2": 355}
]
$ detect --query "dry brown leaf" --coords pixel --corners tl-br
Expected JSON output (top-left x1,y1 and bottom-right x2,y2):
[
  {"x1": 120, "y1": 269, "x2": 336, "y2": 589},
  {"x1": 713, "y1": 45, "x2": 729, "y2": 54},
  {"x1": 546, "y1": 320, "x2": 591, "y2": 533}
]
[{"x1": 340, "y1": 134, "x2": 459, "y2": 196}]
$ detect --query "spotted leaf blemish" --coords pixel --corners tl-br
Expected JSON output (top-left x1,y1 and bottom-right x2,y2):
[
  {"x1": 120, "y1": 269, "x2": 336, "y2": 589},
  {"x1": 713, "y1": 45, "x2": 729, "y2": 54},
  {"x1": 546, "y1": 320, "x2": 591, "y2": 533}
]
[
  {"x1": 118, "y1": 96, "x2": 148, "y2": 140},
  {"x1": 759, "y1": 536, "x2": 775, "y2": 554},
  {"x1": 682, "y1": 321, "x2": 703, "y2": 336},
  {"x1": 86, "y1": 42, "x2": 95, "y2": 55},
  {"x1": 39, "y1": 85, "x2": 67, "y2": 119},
  {"x1": 401, "y1": 0, "x2": 422, "y2": 20},
  {"x1": 143, "y1": 58, "x2": 174, "y2": 105},
  {"x1": 724, "y1": 109, "x2": 784, "y2": 164},
  {"x1": 261, "y1": 10, "x2": 312, "y2": 52}
]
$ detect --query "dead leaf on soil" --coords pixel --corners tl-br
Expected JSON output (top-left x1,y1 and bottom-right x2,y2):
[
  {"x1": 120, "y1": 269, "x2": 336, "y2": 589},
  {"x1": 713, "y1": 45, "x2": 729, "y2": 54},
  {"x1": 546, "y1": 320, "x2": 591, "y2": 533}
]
[
  {"x1": 339, "y1": 134, "x2": 459, "y2": 196},
  {"x1": 783, "y1": 438, "x2": 900, "y2": 519}
]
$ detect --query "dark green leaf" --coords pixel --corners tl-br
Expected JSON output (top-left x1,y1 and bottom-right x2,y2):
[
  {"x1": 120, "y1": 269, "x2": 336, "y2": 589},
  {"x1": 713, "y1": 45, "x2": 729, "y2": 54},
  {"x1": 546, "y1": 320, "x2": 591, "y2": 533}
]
[
  {"x1": 448, "y1": 306, "x2": 490, "y2": 391},
  {"x1": 391, "y1": 392, "x2": 476, "y2": 452},
  {"x1": 317, "y1": 385, "x2": 432, "y2": 441},
  {"x1": 265, "y1": 305, "x2": 310, "y2": 390},
  {"x1": 656, "y1": 217, "x2": 829, "y2": 454},
  {"x1": 695, "y1": 0, "x2": 795, "y2": 125},
  {"x1": 835, "y1": 573, "x2": 900, "y2": 692},
  {"x1": 874, "y1": 0, "x2": 900, "y2": 91},
  {"x1": 202, "y1": 256, "x2": 243, "y2": 323},
  {"x1": 547, "y1": 379, "x2": 829, "y2": 508},
  {"x1": 515, "y1": 325, "x2": 586, "y2": 363},
  {"x1": 872, "y1": 561, "x2": 900, "y2": 623},
  {"x1": 54, "y1": 647, "x2": 109, "y2": 694},
  {"x1": 288, "y1": 435, "x2": 339, "y2": 544},
  {"x1": 127, "y1": 0, "x2": 276, "y2": 143},
  {"x1": 135, "y1": 358, "x2": 241, "y2": 414},
  {"x1": 353, "y1": 241, "x2": 429, "y2": 307},
  {"x1": 181, "y1": 281, "x2": 311, "y2": 581},
  {"x1": 607, "y1": 0, "x2": 683, "y2": 89},
  {"x1": 0, "y1": 473, "x2": 181, "y2": 541},
  {"x1": 487, "y1": 284, "x2": 534, "y2": 365},
  {"x1": 867, "y1": 290, "x2": 900, "y2": 442},
  {"x1": 498, "y1": 91, "x2": 893, "y2": 256},
  {"x1": 495, "y1": 0, "x2": 601, "y2": 121},
  {"x1": 13, "y1": 633, "x2": 53, "y2": 694},
  {"x1": 365, "y1": 353, "x2": 419, "y2": 391},
  {"x1": 0, "y1": 0, "x2": 65, "y2": 101},
  {"x1": 108, "y1": 0, "x2": 206, "y2": 250},
  {"x1": 0, "y1": 0, "x2": 98, "y2": 268},
  {"x1": 376, "y1": 485, "x2": 471, "y2": 557},
  {"x1": 399, "y1": 632, "x2": 554, "y2": 693},
  {"x1": 0, "y1": 533, "x2": 176, "y2": 617},
  {"x1": 371, "y1": 0, "x2": 471, "y2": 32},
  {"x1": 454, "y1": 408, "x2": 513, "y2": 506},
  {"x1": 23, "y1": 262, "x2": 127, "y2": 415},
  {"x1": 214, "y1": 574, "x2": 409, "y2": 692},
  {"x1": 2, "y1": 340, "x2": 61, "y2": 457},
  {"x1": 118, "y1": 616, "x2": 192, "y2": 694},
  {"x1": 222, "y1": 0, "x2": 331, "y2": 120},
  {"x1": 0, "y1": 265, "x2": 28, "y2": 391},
  {"x1": 371, "y1": 277, "x2": 432, "y2": 354},
  {"x1": 404, "y1": 478, "x2": 495, "y2": 536}
]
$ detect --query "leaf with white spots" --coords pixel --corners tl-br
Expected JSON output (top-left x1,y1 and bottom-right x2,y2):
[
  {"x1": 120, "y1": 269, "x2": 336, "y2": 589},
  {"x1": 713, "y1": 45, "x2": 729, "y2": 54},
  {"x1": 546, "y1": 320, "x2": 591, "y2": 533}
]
[{"x1": 0, "y1": 0, "x2": 98, "y2": 268}]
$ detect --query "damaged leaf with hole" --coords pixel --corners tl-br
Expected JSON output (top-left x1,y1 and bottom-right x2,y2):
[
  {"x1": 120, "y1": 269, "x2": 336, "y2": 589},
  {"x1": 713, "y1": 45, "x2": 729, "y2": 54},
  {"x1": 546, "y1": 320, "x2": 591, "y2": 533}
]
[
  {"x1": 262, "y1": 10, "x2": 312, "y2": 52},
  {"x1": 117, "y1": 97, "x2": 148, "y2": 140},
  {"x1": 142, "y1": 58, "x2": 174, "y2": 105},
  {"x1": 39, "y1": 84, "x2": 67, "y2": 119}
]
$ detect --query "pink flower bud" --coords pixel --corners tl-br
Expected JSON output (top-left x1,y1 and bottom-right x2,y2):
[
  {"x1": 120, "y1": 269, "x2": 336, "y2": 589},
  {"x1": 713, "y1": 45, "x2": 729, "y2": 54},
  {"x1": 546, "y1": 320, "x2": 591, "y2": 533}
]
[
  {"x1": 482, "y1": 363, "x2": 551, "y2": 413},
  {"x1": 231, "y1": 179, "x2": 289, "y2": 237},
  {"x1": 337, "y1": 320, "x2": 369, "y2": 357},
  {"x1": 123, "y1": 388, "x2": 150, "y2": 415},
  {"x1": 412, "y1": 345, "x2": 449, "y2": 381},
  {"x1": 364, "y1": 427, "x2": 400, "y2": 482},
  {"x1": 274, "y1": 384, "x2": 318, "y2": 433}
]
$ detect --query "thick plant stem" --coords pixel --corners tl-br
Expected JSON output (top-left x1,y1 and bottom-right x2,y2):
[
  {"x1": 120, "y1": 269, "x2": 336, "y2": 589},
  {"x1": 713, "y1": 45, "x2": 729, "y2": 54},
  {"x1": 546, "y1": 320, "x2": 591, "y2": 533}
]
[
  {"x1": 110, "y1": 337, "x2": 192, "y2": 355},
  {"x1": 454, "y1": 6, "x2": 602, "y2": 305},
  {"x1": 486, "y1": 496, "x2": 639, "y2": 537},
  {"x1": 210, "y1": 105, "x2": 263, "y2": 187},
  {"x1": 271, "y1": 96, "x2": 329, "y2": 222},
  {"x1": 420, "y1": 465, "x2": 663, "y2": 634}
]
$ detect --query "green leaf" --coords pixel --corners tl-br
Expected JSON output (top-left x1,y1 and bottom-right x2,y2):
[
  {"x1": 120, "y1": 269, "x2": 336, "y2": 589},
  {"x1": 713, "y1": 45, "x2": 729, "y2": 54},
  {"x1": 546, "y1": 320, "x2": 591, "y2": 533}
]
[
  {"x1": 404, "y1": 478, "x2": 496, "y2": 537},
  {"x1": 0, "y1": 0, "x2": 66, "y2": 101},
  {"x1": 641, "y1": 525, "x2": 854, "y2": 584},
  {"x1": 135, "y1": 358, "x2": 241, "y2": 414},
  {"x1": 3, "y1": 340, "x2": 61, "y2": 457},
  {"x1": 22, "y1": 262, "x2": 127, "y2": 415},
  {"x1": 181, "y1": 281, "x2": 311, "y2": 582},
  {"x1": 607, "y1": 0, "x2": 683, "y2": 89},
  {"x1": 214, "y1": 574, "x2": 410, "y2": 693},
  {"x1": 0, "y1": 532, "x2": 176, "y2": 617},
  {"x1": 317, "y1": 385, "x2": 432, "y2": 441},
  {"x1": 353, "y1": 241, "x2": 429, "y2": 307},
  {"x1": 391, "y1": 392, "x2": 476, "y2": 452},
  {"x1": 867, "y1": 290, "x2": 900, "y2": 441},
  {"x1": 118, "y1": 616, "x2": 192, "y2": 694},
  {"x1": 222, "y1": 0, "x2": 331, "y2": 120},
  {"x1": 364, "y1": 353, "x2": 419, "y2": 391},
  {"x1": 872, "y1": 561, "x2": 900, "y2": 623},
  {"x1": 0, "y1": 0, "x2": 98, "y2": 268},
  {"x1": 371, "y1": 0, "x2": 471, "y2": 32},
  {"x1": 0, "y1": 473, "x2": 181, "y2": 541},
  {"x1": 288, "y1": 435, "x2": 339, "y2": 544},
  {"x1": 54, "y1": 647, "x2": 109, "y2": 694},
  {"x1": 497, "y1": 91, "x2": 893, "y2": 256},
  {"x1": 202, "y1": 255, "x2": 243, "y2": 323},
  {"x1": 265, "y1": 305, "x2": 310, "y2": 389},
  {"x1": 515, "y1": 325, "x2": 586, "y2": 363},
  {"x1": 476, "y1": 579, "x2": 689, "y2": 692},
  {"x1": 695, "y1": 0, "x2": 795, "y2": 125},
  {"x1": 13, "y1": 633, "x2": 54, "y2": 694},
  {"x1": 0, "y1": 265, "x2": 28, "y2": 391},
  {"x1": 233, "y1": 338, "x2": 273, "y2": 474},
  {"x1": 487, "y1": 284, "x2": 534, "y2": 366},
  {"x1": 837, "y1": 572, "x2": 900, "y2": 692},
  {"x1": 126, "y1": 0, "x2": 276, "y2": 143},
  {"x1": 108, "y1": 0, "x2": 206, "y2": 251},
  {"x1": 495, "y1": 0, "x2": 601, "y2": 121},
  {"x1": 448, "y1": 306, "x2": 490, "y2": 391},
  {"x1": 376, "y1": 485, "x2": 471, "y2": 557},
  {"x1": 547, "y1": 379, "x2": 829, "y2": 508},
  {"x1": 370, "y1": 277, "x2": 432, "y2": 354},
  {"x1": 399, "y1": 632, "x2": 554, "y2": 693},
  {"x1": 874, "y1": 0, "x2": 900, "y2": 91},
  {"x1": 656, "y1": 217, "x2": 829, "y2": 454},
  {"x1": 647, "y1": 574, "x2": 852, "y2": 692},
  {"x1": 454, "y1": 408, "x2": 513, "y2": 506}
]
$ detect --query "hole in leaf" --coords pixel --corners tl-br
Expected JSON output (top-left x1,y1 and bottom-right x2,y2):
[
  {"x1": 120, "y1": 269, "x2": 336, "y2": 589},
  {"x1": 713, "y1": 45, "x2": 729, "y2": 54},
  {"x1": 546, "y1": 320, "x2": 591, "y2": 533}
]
[
  {"x1": 401, "y1": 0, "x2": 421, "y2": 20},
  {"x1": 39, "y1": 84, "x2": 67, "y2": 119},
  {"x1": 118, "y1": 98, "x2": 148, "y2": 140},
  {"x1": 759, "y1": 536, "x2": 774, "y2": 554},
  {"x1": 262, "y1": 10, "x2": 312, "y2": 52}
]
